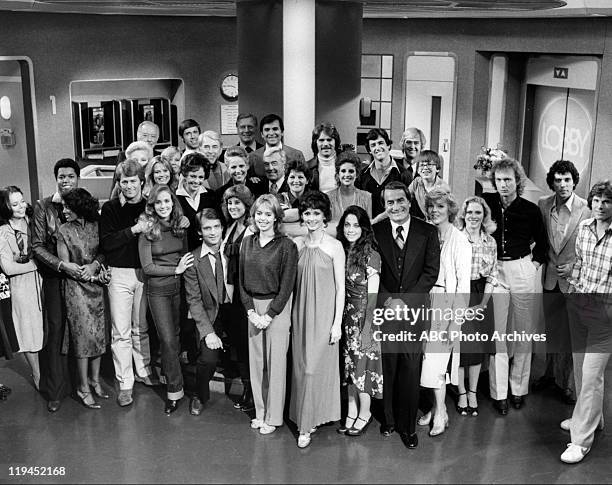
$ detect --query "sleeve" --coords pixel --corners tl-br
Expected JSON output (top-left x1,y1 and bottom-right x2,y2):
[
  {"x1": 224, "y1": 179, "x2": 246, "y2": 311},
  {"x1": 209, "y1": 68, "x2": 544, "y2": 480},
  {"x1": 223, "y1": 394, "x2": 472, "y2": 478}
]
[
  {"x1": 183, "y1": 264, "x2": 214, "y2": 337},
  {"x1": 0, "y1": 231, "x2": 37, "y2": 276},
  {"x1": 99, "y1": 202, "x2": 138, "y2": 255},
  {"x1": 485, "y1": 237, "x2": 499, "y2": 285},
  {"x1": 138, "y1": 234, "x2": 176, "y2": 277},
  {"x1": 456, "y1": 235, "x2": 473, "y2": 305},
  {"x1": 567, "y1": 225, "x2": 584, "y2": 292},
  {"x1": 238, "y1": 236, "x2": 255, "y2": 312},
  {"x1": 364, "y1": 191, "x2": 373, "y2": 219},
  {"x1": 366, "y1": 250, "x2": 381, "y2": 277},
  {"x1": 267, "y1": 239, "x2": 298, "y2": 318},
  {"x1": 531, "y1": 204, "x2": 548, "y2": 264},
  {"x1": 31, "y1": 200, "x2": 62, "y2": 272}
]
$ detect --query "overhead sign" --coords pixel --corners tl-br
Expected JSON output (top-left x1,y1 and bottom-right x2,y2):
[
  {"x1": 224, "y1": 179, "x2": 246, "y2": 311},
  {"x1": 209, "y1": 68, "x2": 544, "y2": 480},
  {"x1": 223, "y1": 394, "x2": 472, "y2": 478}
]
[{"x1": 553, "y1": 67, "x2": 568, "y2": 79}]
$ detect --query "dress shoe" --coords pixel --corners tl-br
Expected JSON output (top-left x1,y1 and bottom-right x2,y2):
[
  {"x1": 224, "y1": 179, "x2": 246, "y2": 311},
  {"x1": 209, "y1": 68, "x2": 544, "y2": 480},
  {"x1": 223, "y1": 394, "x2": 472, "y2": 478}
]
[
  {"x1": 190, "y1": 397, "x2": 203, "y2": 416},
  {"x1": 399, "y1": 432, "x2": 418, "y2": 449},
  {"x1": 117, "y1": 389, "x2": 133, "y2": 407},
  {"x1": 418, "y1": 411, "x2": 432, "y2": 426},
  {"x1": 380, "y1": 424, "x2": 395, "y2": 437},
  {"x1": 510, "y1": 395, "x2": 524, "y2": 410},
  {"x1": 76, "y1": 389, "x2": 101, "y2": 409},
  {"x1": 240, "y1": 396, "x2": 255, "y2": 413},
  {"x1": 347, "y1": 414, "x2": 373, "y2": 436},
  {"x1": 560, "y1": 443, "x2": 590, "y2": 464},
  {"x1": 429, "y1": 411, "x2": 449, "y2": 437},
  {"x1": 47, "y1": 400, "x2": 61, "y2": 412},
  {"x1": 561, "y1": 388, "x2": 577, "y2": 405},
  {"x1": 88, "y1": 379, "x2": 110, "y2": 399},
  {"x1": 259, "y1": 423, "x2": 276, "y2": 435},
  {"x1": 531, "y1": 375, "x2": 555, "y2": 392},
  {"x1": 493, "y1": 399, "x2": 508, "y2": 415},
  {"x1": 297, "y1": 433, "x2": 311, "y2": 448},
  {"x1": 135, "y1": 375, "x2": 160, "y2": 387},
  {"x1": 456, "y1": 392, "x2": 468, "y2": 416},
  {"x1": 337, "y1": 415, "x2": 357, "y2": 434},
  {"x1": 164, "y1": 398, "x2": 180, "y2": 414}
]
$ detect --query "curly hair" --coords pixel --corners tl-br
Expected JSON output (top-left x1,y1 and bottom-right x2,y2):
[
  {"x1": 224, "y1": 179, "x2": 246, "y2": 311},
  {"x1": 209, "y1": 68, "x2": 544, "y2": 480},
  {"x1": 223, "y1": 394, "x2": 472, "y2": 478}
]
[
  {"x1": 455, "y1": 196, "x2": 497, "y2": 235},
  {"x1": 285, "y1": 159, "x2": 311, "y2": 181},
  {"x1": 0, "y1": 186, "x2": 33, "y2": 225},
  {"x1": 142, "y1": 185, "x2": 185, "y2": 241},
  {"x1": 425, "y1": 187, "x2": 458, "y2": 223},
  {"x1": 221, "y1": 184, "x2": 254, "y2": 222},
  {"x1": 180, "y1": 152, "x2": 211, "y2": 179},
  {"x1": 545, "y1": 160, "x2": 580, "y2": 191},
  {"x1": 310, "y1": 122, "x2": 342, "y2": 156},
  {"x1": 365, "y1": 128, "x2": 392, "y2": 154},
  {"x1": 490, "y1": 156, "x2": 526, "y2": 196},
  {"x1": 336, "y1": 205, "x2": 377, "y2": 273},
  {"x1": 335, "y1": 150, "x2": 362, "y2": 178},
  {"x1": 62, "y1": 188, "x2": 100, "y2": 222},
  {"x1": 298, "y1": 190, "x2": 332, "y2": 223}
]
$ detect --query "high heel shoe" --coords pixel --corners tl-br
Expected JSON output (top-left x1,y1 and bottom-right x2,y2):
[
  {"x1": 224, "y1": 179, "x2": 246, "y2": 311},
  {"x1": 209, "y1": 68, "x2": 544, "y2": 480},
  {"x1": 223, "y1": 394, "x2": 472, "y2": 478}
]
[
  {"x1": 347, "y1": 414, "x2": 373, "y2": 436},
  {"x1": 429, "y1": 411, "x2": 449, "y2": 437},
  {"x1": 468, "y1": 389, "x2": 479, "y2": 416},
  {"x1": 456, "y1": 392, "x2": 468, "y2": 416},
  {"x1": 88, "y1": 379, "x2": 110, "y2": 399},
  {"x1": 337, "y1": 415, "x2": 357, "y2": 434},
  {"x1": 76, "y1": 389, "x2": 101, "y2": 409}
]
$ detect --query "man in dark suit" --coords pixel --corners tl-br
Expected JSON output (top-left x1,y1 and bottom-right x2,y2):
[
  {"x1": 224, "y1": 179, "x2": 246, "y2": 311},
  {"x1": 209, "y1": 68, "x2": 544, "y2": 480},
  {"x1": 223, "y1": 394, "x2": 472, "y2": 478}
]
[
  {"x1": 533, "y1": 160, "x2": 590, "y2": 403},
  {"x1": 373, "y1": 181, "x2": 440, "y2": 449},
  {"x1": 250, "y1": 146, "x2": 290, "y2": 197},
  {"x1": 183, "y1": 208, "x2": 229, "y2": 415},
  {"x1": 248, "y1": 113, "x2": 305, "y2": 178},
  {"x1": 234, "y1": 113, "x2": 263, "y2": 154}
]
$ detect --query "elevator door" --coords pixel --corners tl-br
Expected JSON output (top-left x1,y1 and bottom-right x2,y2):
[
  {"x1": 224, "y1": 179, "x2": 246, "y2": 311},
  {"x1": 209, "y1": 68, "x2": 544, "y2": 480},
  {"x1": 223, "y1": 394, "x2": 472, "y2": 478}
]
[{"x1": 527, "y1": 85, "x2": 595, "y2": 196}]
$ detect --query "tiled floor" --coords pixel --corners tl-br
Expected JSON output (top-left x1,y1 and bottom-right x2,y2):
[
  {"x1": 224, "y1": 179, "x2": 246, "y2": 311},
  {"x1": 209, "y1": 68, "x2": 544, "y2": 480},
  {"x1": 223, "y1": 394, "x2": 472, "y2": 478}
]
[{"x1": 0, "y1": 354, "x2": 611, "y2": 484}]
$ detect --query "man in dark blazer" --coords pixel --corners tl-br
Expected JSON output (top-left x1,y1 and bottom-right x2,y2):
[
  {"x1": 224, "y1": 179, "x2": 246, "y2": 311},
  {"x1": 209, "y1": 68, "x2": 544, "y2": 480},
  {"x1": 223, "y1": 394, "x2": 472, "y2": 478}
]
[
  {"x1": 183, "y1": 208, "x2": 229, "y2": 416},
  {"x1": 234, "y1": 113, "x2": 264, "y2": 154},
  {"x1": 248, "y1": 113, "x2": 305, "y2": 178},
  {"x1": 533, "y1": 160, "x2": 590, "y2": 403},
  {"x1": 249, "y1": 146, "x2": 290, "y2": 197},
  {"x1": 373, "y1": 181, "x2": 440, "y2": 449}
]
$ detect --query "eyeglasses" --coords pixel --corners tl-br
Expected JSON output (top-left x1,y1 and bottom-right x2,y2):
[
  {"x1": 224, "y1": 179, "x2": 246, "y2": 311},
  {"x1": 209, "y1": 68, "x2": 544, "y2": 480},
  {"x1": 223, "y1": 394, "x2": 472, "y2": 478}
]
[{"x1": 419, "y1": 162, "x2": 438, "y2": 168}]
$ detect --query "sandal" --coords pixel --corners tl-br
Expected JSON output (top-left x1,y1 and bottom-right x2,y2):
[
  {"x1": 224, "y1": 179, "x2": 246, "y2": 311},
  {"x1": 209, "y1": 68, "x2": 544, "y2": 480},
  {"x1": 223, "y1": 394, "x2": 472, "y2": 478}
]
[
  {"x1": 88, "y1": 379, "x2": 110, "y2": 399},
  {"x1": 76, "y1": 389, "x2": 101, "y2": 409},
  {"x1": 468, "y1": 389, "x2": 479, "y2": 416},
  {"x1": 337, "y1": 415, "x2": 357, "y2": 434},
  {"x1": 456, "y1": 392, "x2": 468, "y2": 416}
]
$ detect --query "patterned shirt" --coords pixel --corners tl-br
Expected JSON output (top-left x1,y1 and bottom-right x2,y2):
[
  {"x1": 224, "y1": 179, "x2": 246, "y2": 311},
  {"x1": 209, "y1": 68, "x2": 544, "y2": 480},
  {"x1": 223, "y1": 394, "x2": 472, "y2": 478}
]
[
  {"x1": 464, "y1": 230, "x2": 499, "y2": 284},
  {"x1": 567, "y1": 218, "x2": 612, "y2": 294}
]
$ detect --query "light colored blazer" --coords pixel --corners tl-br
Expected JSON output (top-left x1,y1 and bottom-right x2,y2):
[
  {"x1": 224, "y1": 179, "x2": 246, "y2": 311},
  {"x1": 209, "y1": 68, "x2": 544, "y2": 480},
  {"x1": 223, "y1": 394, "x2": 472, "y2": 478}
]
[{"x1": 538, "y1": 194, "x2": 590, "y2": 292}]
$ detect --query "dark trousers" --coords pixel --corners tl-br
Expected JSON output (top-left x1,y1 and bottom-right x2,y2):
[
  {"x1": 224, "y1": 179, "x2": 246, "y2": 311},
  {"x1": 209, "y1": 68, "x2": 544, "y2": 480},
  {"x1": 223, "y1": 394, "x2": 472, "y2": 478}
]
[
  {"x1": 224, "y1": 299, "x2": 249, "y2": 381},
  {"x1": 39, "y1": 276, "x2": 71, "y2": 401},
  {"x1": 195, "y1": 339, "x2": 220, "y2": 403},
  {"x1": 381, "y1": 349, "x2": 422, "y2": 435},
  {"x1": 147, "y1": 281, "x2": 183, "y2": 397},
  {"x1": 542, "y1": 284, "x2": 574, "y2": 391}
]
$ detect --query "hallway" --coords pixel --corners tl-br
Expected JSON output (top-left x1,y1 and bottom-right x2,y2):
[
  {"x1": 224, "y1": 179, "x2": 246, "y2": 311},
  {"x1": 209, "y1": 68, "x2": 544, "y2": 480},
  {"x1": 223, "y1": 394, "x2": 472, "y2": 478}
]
[{"x1": 1, "y1": 356, "x2": 611, "y2": 484}]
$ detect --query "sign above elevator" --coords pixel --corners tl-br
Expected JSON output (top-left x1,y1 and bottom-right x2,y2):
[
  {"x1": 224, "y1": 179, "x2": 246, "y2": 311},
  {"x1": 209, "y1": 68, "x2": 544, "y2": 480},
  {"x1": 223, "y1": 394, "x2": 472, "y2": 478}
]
[{"x1": 553, "y1": 67, "x2": 568, "y2": 79}]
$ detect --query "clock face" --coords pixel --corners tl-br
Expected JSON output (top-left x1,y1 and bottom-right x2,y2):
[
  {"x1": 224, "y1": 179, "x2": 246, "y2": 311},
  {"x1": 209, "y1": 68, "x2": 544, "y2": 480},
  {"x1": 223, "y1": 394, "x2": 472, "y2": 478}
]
[{"x1": 221, "y1": 74, "x2": 238, "y2": 100}]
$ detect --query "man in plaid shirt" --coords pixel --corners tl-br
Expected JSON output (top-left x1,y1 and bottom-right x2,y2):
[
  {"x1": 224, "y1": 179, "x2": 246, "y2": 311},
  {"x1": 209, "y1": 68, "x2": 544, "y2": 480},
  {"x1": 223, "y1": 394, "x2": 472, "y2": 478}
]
[{"x1": 560, "y1": 180, "x2": 612, "y2": 464}]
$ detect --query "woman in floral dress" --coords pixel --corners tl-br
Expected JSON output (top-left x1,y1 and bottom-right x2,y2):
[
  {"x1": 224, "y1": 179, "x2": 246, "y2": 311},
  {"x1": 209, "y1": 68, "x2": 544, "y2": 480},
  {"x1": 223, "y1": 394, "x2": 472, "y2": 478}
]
[{"x1": 336, "y1": 205, "x2": 382, "y2": 436}]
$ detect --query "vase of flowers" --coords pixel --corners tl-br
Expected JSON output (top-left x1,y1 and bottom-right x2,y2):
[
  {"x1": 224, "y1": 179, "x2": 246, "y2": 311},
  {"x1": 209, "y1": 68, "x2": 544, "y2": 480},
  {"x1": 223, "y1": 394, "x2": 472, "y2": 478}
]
[{"x1": 474, "y1": 145, "x2": 507, "y2": 177}]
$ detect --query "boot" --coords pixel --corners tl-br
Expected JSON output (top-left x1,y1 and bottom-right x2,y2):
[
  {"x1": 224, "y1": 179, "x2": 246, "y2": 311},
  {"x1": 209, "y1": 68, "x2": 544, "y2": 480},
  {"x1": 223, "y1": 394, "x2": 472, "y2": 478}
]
[
  {"x1": 240, "y1": 380, "x2": 254, "y2": 412},
  {"x1": 233, "y1": 381, "x2": 249, "y2": 409}
]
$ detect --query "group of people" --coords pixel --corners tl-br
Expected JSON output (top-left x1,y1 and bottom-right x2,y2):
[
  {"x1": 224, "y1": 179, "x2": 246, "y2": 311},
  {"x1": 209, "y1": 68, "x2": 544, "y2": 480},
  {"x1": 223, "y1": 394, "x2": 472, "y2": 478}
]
[{"x1": 0, "y1": 113, "x2": 610, "y2": 463}]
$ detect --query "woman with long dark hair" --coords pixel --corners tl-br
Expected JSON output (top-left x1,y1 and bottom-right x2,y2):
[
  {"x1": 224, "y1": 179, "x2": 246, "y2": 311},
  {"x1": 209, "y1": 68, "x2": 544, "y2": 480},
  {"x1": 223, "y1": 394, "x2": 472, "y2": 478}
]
[
  {"x1": 336, "y1": 205, "x2": 382, "y2": 436},
  {"x1": 57, "y1": 188, "x2": 110, "y2": 409},
  {"x1": 0, "y1": 186, "x2": 43, "y2": 390},
  {"x1": 220, "y1": 184, "x2": 255, "y2": 411},
  {"x1": 138, "y1": 184, "x2": 193, "y2": 414}
]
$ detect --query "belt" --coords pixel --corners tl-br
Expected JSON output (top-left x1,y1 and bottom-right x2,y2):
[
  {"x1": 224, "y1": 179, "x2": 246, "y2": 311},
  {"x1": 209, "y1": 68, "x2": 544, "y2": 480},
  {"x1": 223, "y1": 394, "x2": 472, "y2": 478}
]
[{"x1": 499, "y1": 252, "x2": 530, "y2": 261}]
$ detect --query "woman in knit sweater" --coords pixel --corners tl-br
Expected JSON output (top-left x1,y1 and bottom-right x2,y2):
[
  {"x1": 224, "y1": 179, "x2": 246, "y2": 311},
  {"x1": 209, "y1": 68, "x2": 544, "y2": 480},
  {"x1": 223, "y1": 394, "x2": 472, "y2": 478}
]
[
  {"x1": 239, "y1": 194, "x2": 298, "y2": 435},
  {"x1": 138, "y1": 185, "x2": 194, "y2": 414}
]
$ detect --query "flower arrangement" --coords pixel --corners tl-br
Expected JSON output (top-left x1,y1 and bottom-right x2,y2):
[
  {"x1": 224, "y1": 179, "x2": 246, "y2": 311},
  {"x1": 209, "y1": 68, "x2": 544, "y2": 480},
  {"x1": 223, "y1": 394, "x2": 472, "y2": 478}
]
[{"x1": 474, "y1": 145, "x2": 507, "y2": 173}]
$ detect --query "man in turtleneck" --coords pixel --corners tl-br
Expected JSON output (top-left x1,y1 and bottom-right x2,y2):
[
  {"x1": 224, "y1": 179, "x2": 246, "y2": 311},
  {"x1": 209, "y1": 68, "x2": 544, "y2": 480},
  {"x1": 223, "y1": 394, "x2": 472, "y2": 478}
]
[{"x1": 305, "y1": 122, "x2": 341, "y2": 193}]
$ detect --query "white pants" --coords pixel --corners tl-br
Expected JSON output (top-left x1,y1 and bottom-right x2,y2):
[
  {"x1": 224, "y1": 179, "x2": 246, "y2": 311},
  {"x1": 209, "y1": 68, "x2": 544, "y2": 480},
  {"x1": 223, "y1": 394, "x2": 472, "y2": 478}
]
[
  {"x1": 489, "y1": 257, "x2": 541, "y2": 400},
  {"x1": 108, "y1": 267, "x2": 153, "y2": 390}
]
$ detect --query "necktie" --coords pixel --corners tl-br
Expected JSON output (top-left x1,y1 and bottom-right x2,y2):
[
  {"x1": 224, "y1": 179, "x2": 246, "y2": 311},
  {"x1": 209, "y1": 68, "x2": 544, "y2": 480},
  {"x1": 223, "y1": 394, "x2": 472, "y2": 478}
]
[
  {"x1": 395, "y1": 226, "x2": 405, "y2": 250},
  {"x1": 214, "y1": 251, "x2": 226, "y2": 303},
  {"x1": 270, "y1": 182, "x2": 278, "y2": 195}
]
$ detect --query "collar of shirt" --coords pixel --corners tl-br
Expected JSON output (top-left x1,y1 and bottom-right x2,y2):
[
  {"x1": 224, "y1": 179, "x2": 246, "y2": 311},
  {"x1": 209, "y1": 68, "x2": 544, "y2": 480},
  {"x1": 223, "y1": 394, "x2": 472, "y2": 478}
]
[
  {"x1": 176, "y1": 184, "x2": 207, "y2": 199},
  {"x1": 241, "y1": 141, "x2": 257, "y2": 152},
  {"x1": 270, "y1": 176, "x2": 285, "y2": 190},
  {"x1": 551, "y1": 192, "x2": 575, "y2": 213},
  {"x1": 367, "y1": 159, "x2": 399, "y2": 174},
  {"x1": 265, "y1": 142, "x2": 283, "y2": 151},
  {"x1": 51, "y1": 192, "x2": 62, "y2": 204},
  {"x1": 200, "y1": 242, "x2": 221, "y2": 258},
  {"x1": 390, "y1": 218, "x2": 411, "y2": 239}
]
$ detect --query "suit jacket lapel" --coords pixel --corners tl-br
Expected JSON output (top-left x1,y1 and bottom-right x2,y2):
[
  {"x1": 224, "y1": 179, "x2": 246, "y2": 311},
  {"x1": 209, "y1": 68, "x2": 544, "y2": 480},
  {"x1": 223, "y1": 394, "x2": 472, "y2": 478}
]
[
  {"x1": 376, "y1": 220, "x2": 398, "y2": 285},
  {"x1": 196, "y1": 252, "x2": 218, "y2": 305},
  {"x1": 559, "y1": 197, "x2": 585, "y2": 253}
]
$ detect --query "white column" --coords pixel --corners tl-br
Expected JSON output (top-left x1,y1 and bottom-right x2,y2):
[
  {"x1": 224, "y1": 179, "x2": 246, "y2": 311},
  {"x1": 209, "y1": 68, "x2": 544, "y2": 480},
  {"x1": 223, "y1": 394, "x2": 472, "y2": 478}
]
[{"x1": 283, "y1": 0, "x2": 315, "y2": 156}]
